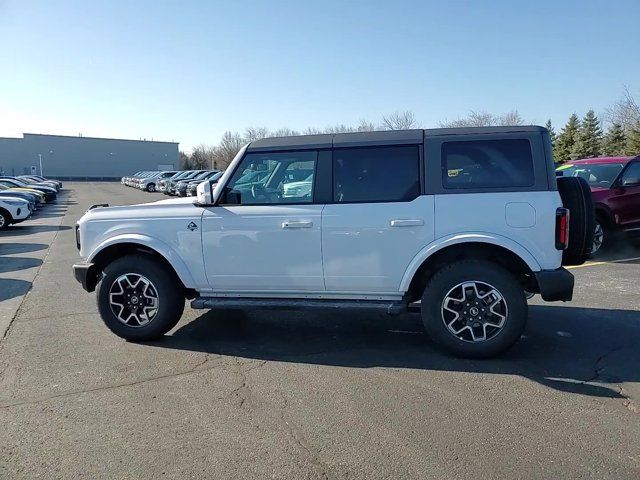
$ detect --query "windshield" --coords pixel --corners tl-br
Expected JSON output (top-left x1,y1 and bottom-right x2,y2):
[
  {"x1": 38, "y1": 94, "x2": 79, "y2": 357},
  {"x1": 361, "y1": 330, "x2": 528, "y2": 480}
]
[
  {"x1": 559, "y1": 163, "x2": 625, "y2": 187},
  {"x1": 0, "y1": 180, "x2": 22, "y2": 187}
]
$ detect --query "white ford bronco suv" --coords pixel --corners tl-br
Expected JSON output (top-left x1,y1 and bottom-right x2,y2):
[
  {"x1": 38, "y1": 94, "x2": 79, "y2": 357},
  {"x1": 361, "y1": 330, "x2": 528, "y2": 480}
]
[{"x1": 73, "y1": 127, "x2": 593, "y2": 357}]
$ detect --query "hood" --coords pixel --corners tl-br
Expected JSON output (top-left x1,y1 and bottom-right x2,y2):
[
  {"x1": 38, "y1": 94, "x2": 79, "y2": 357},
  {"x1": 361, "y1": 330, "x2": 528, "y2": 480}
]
[
  {"x1": 0, "y1": 196, "x2": 29, "y2": 206},
  {"x1": 79, "y1": 196, "x2": 199, "y2": 223},
  {"x1": 142, "y1": 197, "x2": 196, "y2": 206}
]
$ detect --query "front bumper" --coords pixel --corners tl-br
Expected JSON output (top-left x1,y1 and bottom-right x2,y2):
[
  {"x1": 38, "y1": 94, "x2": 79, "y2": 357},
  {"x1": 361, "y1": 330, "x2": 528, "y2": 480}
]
[
  {"x1": 534, "y1": 267, "x2": 574, "y2": 302},
  {"x1": 73, "y1": 262, "x2": 97, "y2": 292}
]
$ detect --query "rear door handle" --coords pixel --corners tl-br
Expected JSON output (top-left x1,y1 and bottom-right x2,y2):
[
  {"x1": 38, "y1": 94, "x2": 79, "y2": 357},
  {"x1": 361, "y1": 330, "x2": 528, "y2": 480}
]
[
  {"x1": 390, "y1": 219, "x2": 424, "y2": 227},
  {"x1": 282, "y1": 221, "x2": 313, "y2": 229}
]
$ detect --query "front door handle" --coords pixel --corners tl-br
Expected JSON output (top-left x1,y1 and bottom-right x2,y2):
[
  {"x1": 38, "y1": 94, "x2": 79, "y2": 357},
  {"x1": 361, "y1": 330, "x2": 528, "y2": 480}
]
[
  {"x1": 390, "y1": 219, "x2": 424, "y2": 227},
  {"x1": 282, "y1": 220, "x2": 313, "y2": 229}
]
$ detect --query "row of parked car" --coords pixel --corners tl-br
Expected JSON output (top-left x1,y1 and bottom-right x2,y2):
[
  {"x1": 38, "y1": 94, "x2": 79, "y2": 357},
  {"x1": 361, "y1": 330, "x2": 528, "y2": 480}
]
[
  {"x1": 121, "y1": 169, "x2": 223, "y2": 197},
  {"x1": 0, "y1": 175, "x2": 63, "y2": 230}
]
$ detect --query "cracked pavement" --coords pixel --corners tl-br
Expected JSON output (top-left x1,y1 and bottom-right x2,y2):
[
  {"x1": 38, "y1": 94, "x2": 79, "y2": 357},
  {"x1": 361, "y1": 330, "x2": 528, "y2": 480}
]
[{"x1": 1, "y1": 183, "x2": 639, "y2": 479}]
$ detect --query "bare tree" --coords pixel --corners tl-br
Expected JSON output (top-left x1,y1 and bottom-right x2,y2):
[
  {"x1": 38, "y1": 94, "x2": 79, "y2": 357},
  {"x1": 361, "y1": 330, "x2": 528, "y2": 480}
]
[
  {"x1": 213, "y1": 131, "x2": 244, "y2": 169},
  {"x1": 270, "y1": 127, "x2": 300, "y2": 138},
  {"x1": 440, "y1": 109, "x2": 524, "y2": 128},
  {"x1": 605, "y1": 86, "x2": 640, "y2": 131},
  {"x1": 381, "y1": 111, "x2": 417, "y2": 130},
  {"x1": 190, "y1": 144, "x2": 216, "y2": 169},
  {"x1": 303, "y1": 127, "x2": 323, "y2": 135},
  {"x1": 323, "y1": 123, "x2": 356, "y2": 134},
  {"x1": 179, "y1": 151, "x2": 192, "y2": 169},
  {"x1": 357, "y1": 119, "x2": 377, "y2": 132},
  {"x1": 499, "y1": 110, "x2": 525, "y2": 126},
  {"x1": 439, "y1": 111, "x2": 492, "y2": 128},
  {"x1": 244, "y1": 126, "x2": 270, "y2": 142}
]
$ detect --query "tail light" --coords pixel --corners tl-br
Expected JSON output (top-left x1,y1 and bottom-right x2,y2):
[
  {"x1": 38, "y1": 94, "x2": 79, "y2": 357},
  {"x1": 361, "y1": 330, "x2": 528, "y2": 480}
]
[{"x1": 555, "y1": 208, "x2": 569, "y2": 250}]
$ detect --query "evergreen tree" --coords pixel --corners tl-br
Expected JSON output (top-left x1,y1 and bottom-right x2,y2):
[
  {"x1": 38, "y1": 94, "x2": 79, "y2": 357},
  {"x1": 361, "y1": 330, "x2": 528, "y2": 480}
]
[
  {"x1": 555, "y1": 114, "x2": 580, "y2": 163},
  {"x1": 602, "y1": 123, "x2": 627, "y2": 156},
  {"x1": 625, "y1": 122, "x2": 640, "y2": 156},
  {"x1": 571, "y1": 110, "x2": 603, "y2": 159},
  {"x1": 545, "y1": 119, "x2": 560, "y2": 163},
  {"x1": 545, "y1": 119, "x2": 556, "y2": 148}
]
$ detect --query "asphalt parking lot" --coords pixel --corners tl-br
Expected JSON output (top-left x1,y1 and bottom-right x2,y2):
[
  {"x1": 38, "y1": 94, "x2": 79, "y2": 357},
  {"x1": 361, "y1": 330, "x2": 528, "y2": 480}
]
[{"x1": 1, "y1": 183, "x2": 639, "y2": 479}]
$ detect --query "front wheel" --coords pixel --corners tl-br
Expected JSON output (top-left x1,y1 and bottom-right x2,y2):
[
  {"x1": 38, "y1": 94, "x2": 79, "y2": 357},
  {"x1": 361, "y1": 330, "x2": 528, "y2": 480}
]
[
  {"x1": 590, "y1": 219, "x2": 609, "y2": 256},
  {"x1": 146, "y1": 183, "x2": 156, "y2": 192},
  {"x1": 96, "y1": 255, "x2": 185, "y2": 341},
  {"x1": 0, "y1": 209, "x2": 10, "y2": 230},
  {"x1": 421, "y1": 260, "x2": 527, "y2": 358}
]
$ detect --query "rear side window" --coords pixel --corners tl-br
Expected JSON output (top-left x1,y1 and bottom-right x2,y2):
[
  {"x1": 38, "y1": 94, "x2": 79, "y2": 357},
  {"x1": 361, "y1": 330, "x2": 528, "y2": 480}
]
[
  {"x1": 333, "y1": 145, "x2": 420, "y2": 203},
  {"x1": 442, "y1": 139, "x2": 534, "y2": 189}
]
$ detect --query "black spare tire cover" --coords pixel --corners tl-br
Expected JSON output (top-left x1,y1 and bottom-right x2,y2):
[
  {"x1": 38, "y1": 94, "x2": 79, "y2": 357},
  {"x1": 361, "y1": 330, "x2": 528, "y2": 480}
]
[{"x1": 557, "y1": 176, "x2": 595, "y2": 266}]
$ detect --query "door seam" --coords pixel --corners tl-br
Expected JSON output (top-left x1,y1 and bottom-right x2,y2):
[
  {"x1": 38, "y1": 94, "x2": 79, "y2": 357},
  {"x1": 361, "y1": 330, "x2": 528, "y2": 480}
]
[{"x1": 320, "y1": 204, "x2": 327, "y2": 290}]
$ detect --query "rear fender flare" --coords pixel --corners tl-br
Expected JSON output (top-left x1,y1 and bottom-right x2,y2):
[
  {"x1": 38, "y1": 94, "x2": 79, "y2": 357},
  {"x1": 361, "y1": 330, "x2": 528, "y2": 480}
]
[{"x1": 399, "y1": 233, "x2": 541, "y2": 292}]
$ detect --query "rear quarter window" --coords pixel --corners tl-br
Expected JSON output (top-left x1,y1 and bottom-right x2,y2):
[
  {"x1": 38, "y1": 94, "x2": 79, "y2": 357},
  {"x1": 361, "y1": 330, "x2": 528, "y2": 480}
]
[{"x1": 442, "y1": 139, "x2": 534, "y2": 189}]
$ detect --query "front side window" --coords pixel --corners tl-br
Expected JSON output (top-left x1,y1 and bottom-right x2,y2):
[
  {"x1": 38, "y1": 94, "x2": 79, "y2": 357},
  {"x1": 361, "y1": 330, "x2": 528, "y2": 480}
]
[
  {"x1": 442, "y1": 139, "x2": 534, "y2": 189},
  {"x1": 333, "y1": 145, "x2": 420, "y2": 203},
  {"x1": 621, "y1": 162, "x2": 640, "y2": 186},
  {"x1": 222, "y1": 151, "x2": 317, "y2": 205}
]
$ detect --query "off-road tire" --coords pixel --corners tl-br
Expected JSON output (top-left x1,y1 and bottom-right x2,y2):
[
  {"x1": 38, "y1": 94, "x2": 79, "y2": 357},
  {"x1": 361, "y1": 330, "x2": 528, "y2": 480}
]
[
  {"x1": 96, "y1": 254, "x2": 185, "y2": 341},
  {"x1": 421, "y1": 260, "x2": 527, "y2": 358},
  {"x1": 557, "y1": 176, "x2": 594, "y2": 266}
]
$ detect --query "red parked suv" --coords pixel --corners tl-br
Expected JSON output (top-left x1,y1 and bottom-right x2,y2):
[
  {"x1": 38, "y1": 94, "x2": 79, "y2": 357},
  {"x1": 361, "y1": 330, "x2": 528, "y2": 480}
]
[{"x1": 557, "y1": 156, "x2": 640, "y2": 254}]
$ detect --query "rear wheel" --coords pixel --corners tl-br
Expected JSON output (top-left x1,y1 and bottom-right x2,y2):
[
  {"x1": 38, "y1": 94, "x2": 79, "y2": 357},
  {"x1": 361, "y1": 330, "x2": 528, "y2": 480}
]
[
  {"x1": 96, "y1": 255, "x2": 185, "y2": 341},
  {"x1": 421, "y1": 260, "x2": 527, "y2": 358}
]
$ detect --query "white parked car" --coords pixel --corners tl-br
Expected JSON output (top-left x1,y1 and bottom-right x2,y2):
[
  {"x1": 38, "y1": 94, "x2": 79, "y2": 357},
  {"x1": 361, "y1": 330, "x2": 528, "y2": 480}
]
[
  {"x1": 73, "y1": 127, "x2": 593, "y2": 357},
  {"x1": 0, "y1": 197, "x2": 31, "y2": 229},
  {"x1": 138, "y1": 171, "x2": 178, "y2": 192},
  {"x1": 283, "y1": 173, "x2": 313, "y2": 199}
]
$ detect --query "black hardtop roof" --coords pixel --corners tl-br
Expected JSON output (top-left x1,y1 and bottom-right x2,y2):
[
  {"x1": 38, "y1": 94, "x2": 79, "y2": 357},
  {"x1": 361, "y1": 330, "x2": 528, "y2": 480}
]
[{"x1": 247, "y1": 126, "x2": 547, "y2": 151}]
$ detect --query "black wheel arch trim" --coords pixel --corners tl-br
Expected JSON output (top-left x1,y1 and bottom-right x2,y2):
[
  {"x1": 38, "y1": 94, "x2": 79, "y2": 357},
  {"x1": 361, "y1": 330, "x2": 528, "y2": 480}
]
[
  {"x1": 73, "y1": 263, "x2": 98, "y2": 292},
  {"x1": 594, "y1": 203, "x2": 615, "y2": 227}
]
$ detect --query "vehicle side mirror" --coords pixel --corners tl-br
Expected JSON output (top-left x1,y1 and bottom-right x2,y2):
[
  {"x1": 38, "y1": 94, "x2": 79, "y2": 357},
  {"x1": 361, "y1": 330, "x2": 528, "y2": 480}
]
[
  {"x1": 621, "y1": 177, "x2": 640, "y2": 187},
  {"x1": 555, "y1": 170, "x2": 564, "y2": 177},
  {"x1": 196, "y1": 181, "x2": 213, "y2": 205}
]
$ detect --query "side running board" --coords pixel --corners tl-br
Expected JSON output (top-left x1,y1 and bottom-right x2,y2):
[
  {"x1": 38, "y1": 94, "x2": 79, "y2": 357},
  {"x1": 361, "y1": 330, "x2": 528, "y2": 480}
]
[{"x1": 191, "y1": 297, "x2": 409, "y2": 316}]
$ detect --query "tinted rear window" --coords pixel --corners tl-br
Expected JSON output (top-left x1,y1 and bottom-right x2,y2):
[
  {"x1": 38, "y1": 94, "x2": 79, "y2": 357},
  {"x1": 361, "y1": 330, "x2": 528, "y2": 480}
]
[
  {"x1": 442, "y1": 139, "x2": 534, "y2": 189},
  {"x1": 333, "y1": 145, "x2": 420, "y2": 203}
]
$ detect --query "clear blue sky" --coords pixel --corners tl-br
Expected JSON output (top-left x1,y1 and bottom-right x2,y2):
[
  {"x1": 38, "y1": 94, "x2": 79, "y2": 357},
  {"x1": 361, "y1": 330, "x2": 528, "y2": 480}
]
[{"x1": 1, "y1": 0, "x2": 639, "y2": 151}]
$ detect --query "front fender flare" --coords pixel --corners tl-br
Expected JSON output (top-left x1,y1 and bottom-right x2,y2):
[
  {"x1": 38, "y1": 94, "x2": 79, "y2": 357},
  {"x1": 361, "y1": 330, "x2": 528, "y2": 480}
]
[
  {"x1": 87, "y1": 233, "x2": 197, "y2": 288},
  {"x1": 593, "y1": 202, "x2": 616, "y2": 226},
  {"x1": 398, "y1": 233, "x2": 541, "y2": 292}
]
